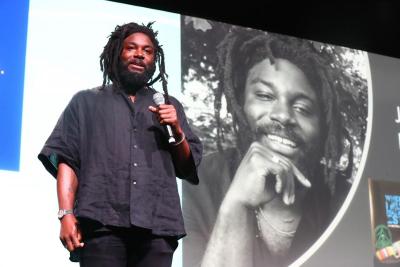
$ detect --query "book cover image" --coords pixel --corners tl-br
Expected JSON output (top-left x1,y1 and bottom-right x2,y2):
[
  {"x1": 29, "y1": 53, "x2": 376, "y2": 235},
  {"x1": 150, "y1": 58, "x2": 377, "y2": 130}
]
[{"x1": 369, "y1": 178, "x2": 400, "y2": 265}]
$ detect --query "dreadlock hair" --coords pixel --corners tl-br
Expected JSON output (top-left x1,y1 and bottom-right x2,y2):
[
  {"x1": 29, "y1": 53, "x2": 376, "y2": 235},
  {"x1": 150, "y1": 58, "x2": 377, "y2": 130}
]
[
  {"x1": 100, "y1": 21, "x2": 170, "y2": 102},
  {"x1": 215, "y1": 27, "x2": 355, "y2": 194}
]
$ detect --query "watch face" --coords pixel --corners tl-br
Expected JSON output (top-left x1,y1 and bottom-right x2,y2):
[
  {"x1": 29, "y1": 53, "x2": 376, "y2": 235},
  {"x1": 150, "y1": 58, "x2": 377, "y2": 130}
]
[{"x1": 57, "y1": 210, "x2": 63, "y2": 219}]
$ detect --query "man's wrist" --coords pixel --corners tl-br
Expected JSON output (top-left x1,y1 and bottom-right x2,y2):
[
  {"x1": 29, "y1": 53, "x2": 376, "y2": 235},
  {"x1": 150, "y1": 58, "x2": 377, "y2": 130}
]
[
  {"x1": 172, "y1": 132, "x2": 185, "y2": 146},
  {"x1": 220, "y1": 196, "x2": 249, "y2": 215},
  {"x1": 170, "y1": 126, "x2": 185, "y2": 146},
  {"x1": 57, "y1": 209, "x2": 74, "y2": 220}
]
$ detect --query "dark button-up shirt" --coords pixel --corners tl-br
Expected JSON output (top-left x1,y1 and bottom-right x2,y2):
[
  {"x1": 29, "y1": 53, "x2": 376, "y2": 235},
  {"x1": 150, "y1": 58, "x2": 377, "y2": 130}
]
[{"x1": 38, "y1": 85, "x2": 202, "y2": 238}]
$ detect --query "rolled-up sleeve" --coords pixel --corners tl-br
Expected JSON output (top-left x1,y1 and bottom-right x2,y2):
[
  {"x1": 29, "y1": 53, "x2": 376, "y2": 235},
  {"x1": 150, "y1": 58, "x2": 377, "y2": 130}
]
[{"x1": 38, "y1": 93, "x2": 81, "y2": 178}]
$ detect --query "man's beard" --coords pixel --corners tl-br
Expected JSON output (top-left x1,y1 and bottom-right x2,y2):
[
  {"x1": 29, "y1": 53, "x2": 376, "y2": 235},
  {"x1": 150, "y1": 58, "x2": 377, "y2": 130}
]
[{"x1": 118, "y1": 59, "x2": 156, "y2": 95}]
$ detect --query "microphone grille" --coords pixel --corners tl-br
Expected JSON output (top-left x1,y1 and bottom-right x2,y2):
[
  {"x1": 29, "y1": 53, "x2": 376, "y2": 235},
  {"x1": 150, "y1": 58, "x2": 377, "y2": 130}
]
[{"x1": 153, "y1": 92, "x2": 165, "y2": 105}]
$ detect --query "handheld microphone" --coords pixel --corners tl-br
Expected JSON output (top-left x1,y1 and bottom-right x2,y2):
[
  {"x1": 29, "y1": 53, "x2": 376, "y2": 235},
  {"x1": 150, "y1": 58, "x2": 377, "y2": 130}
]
[{"x1": 152, "y1": 92, "x2": 176, "y2": 144}]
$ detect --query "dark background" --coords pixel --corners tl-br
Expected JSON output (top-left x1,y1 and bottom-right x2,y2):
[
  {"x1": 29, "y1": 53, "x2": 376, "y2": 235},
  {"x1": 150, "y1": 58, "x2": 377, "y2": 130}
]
[{"x1": 109, "y1": 0, "x2": 400, "y2": 59}]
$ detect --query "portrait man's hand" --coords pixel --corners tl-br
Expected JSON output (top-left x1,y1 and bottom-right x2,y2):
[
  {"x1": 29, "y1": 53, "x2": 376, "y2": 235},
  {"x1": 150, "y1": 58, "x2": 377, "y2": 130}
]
[
  {"x1": 59, "y1": 214, "x2": 84, "y2": 252},
  {"x1": 224, "y1": 141, "x2": 311, "y2": 207}
]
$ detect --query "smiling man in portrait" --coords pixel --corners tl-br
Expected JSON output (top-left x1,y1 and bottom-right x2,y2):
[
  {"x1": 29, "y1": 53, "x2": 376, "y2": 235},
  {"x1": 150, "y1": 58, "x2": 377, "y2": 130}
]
[{"x1": 182, "y1": 24, "x2": 368, "y2": 267}]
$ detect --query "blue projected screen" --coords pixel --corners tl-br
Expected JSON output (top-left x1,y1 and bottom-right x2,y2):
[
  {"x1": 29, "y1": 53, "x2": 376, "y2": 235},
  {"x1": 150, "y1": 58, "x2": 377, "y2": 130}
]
[{"x1": 0, "y1": 0, "x2": 29, "y2": 171}]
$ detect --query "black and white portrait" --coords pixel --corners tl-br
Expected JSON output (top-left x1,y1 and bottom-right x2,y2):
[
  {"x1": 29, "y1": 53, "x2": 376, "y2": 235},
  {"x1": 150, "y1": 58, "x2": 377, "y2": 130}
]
[{"x1": 180, "y1": 16, "x2": 369, "y2": 267}]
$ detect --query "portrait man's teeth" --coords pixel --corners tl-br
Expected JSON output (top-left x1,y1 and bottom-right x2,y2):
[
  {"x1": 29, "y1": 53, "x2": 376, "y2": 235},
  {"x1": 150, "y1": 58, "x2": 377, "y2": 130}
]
[{"x1": 267, "y1": 134, "x2": 297, "y2": 148}]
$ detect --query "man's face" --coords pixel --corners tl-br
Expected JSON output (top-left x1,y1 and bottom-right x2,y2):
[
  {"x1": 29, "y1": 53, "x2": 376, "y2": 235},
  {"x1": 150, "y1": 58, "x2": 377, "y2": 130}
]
[
  {"x1": 119, "y1": 32, "x2": 156, "y2": 88},
  {"x1": 243, "y1": 58, "x2": 321, "y2": 169}
]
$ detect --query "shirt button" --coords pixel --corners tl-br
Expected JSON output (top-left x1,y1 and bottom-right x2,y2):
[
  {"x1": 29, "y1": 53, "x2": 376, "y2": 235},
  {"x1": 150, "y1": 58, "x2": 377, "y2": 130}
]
[
  {"x1": 133, "y1": 163, "x2": 137, "y2": 167},
  {"x1": 133, "y1": 180, "x2": 137, "y2": 185},
  {"x1": 133, "y1": 145, "x2": 138, "y2": 149}
]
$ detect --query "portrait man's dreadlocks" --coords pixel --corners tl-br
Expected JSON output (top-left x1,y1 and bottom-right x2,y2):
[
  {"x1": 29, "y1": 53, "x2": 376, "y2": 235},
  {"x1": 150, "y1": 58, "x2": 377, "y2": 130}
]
[
  {"x1": 182, "y1": 21, "x2": 368, "y2": 267},
  {"x1": 38, "y1": 21, "x2": 202, "y2": 267}
]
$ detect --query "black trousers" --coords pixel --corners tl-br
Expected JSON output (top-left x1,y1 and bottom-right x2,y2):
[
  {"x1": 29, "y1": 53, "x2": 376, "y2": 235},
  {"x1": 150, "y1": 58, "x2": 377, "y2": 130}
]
[{"x1": 77, "y1": 225, "x2": 178, "y2": 267}]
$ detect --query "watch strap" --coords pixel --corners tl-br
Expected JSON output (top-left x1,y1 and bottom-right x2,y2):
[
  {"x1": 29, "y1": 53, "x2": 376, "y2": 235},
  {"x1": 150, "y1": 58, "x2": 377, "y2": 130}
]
[{"x1": 58, "y1": 209, "x2": 73, "y2": 219}]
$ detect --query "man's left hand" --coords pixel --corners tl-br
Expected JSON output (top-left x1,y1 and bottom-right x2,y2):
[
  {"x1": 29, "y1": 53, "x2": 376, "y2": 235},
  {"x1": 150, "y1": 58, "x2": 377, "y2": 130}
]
[{"x1": 149, "y1": 104, "x2": 181, "y2": 133}]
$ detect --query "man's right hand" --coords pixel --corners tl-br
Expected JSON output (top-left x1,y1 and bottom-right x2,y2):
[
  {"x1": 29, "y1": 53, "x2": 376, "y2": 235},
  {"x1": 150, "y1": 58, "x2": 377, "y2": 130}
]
[
  {"x1": 59, "y1": 214, "x2": 84, "y2": 252},
  {"x1": 223, "y1": 141, "x2": 311, "y2": 208}
]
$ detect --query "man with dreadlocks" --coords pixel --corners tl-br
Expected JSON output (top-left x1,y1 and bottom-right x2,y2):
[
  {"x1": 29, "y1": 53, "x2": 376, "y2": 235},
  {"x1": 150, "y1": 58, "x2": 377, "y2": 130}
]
[
  {"x1": 183, "y1": 27, "x2": 364, "y2": 267},
  {"x1": 38, "y1": 22, "x2": 202, "y2": 267}
]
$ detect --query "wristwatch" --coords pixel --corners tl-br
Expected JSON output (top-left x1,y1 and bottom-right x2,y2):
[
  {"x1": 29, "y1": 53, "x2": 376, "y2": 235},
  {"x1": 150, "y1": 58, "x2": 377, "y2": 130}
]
[{"x1": 57, "y1": 209, "x2": 73, "y2": 220}]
